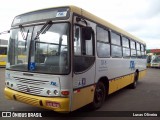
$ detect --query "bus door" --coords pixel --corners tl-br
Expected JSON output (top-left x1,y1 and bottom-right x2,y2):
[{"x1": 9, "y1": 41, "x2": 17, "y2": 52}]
[{"x1": 71, "y1": 16, "x2": 96, "y2": 111}]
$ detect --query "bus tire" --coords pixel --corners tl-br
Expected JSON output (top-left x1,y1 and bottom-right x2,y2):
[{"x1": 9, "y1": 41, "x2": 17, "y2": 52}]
[
  {"x1": 129, "y1": 72, "x2": 138, "y2": 89},
  {"x1": 91, "y1": 81, "x2": 106, "y2": 109}
]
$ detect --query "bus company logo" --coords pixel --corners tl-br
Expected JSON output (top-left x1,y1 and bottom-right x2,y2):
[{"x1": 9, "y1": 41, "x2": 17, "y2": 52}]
[
  {"x1": 130, "y1": 61, "x2": 135, "y2": 69},
  {"x1": 56, "y1": 11, "x2": 67, "y2": 17},
  {"x1": 1, "y1": 112, "x2": 42, "y2": 117},
  {"x1": 50, "y1": 81, "x2": 57, "y2": 86},
  {"x1": 77, "y1": 78, "x2": 86, "y2": 87}
]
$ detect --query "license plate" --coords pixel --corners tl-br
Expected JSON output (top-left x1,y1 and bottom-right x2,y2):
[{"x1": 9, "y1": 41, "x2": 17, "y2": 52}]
[{"x1": 46, "y1": 101, "x2": 60, "y2": 108}]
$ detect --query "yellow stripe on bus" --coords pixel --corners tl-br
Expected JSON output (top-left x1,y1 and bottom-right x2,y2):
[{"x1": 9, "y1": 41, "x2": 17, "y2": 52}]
[
  {"x1": 109, "y1": 74, "x2": 134, "y2": 94},
  {"x1": 109, "y1": 70, "x2": 147, "y2": 94},
  {"x1": 139, "y1": 70, "x2": 147, "y2": 80},
  {"x1": 71, "y1": 85, "x2": 95, "y2": 111}
]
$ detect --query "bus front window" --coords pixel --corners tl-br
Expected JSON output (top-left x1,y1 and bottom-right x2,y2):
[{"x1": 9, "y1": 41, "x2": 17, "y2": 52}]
[
  {"x1": 7, "y1": 23, "x2": 70, "y2": 74},
  {"x1": 7, "y1": 27, "x2": 32, "y2": 70},
  {"x1": 32, "y1": 23, "x2": 70, "y2": 74}
]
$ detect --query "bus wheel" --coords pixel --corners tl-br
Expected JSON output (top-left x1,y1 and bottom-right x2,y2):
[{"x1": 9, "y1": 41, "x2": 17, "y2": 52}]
[
  {"x1": 91, "y1": 81, "x2": 106, "y2": 109},
  {"x1": 129, "y1": 72, "x2": 138, "y2": 89}
]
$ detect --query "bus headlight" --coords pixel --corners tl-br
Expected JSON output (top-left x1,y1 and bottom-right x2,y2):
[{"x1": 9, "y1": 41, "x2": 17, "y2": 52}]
[
  {"x1": 53, "y1": 90, "x2": 59, "y2": 95},
  {"x1": 7, "y1": 82, "x2": 9, "y2": 86},
  {"x1": 47, "y1": 90, "x2": 51, "y2": 95}
]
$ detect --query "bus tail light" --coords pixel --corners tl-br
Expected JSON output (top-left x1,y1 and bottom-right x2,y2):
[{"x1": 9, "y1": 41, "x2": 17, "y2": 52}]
[{"x1": 61, "y1": 91, "x2": 69, "y2": 96}]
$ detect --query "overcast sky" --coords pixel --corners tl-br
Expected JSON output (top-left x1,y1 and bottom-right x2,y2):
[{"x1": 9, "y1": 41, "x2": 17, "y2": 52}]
[{"x1": 0, "y1": 0, "x2": 160, "y2": 49}]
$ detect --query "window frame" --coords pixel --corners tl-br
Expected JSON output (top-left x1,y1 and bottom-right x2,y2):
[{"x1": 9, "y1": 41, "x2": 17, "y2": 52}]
[
  {"x1": 73, "y1": 17, "x2": 96, "y2": 73},
  {"x1": 111, "y1": 31, "x2": 122, "y2": 58},
  {"x1": 96, "y1": 26, "x2": 110, "y2": 58},
  {"x1": 136, "y1": 42, "x2": 142, "y2": 58},
  {"x1": 130, "y1": 40, "x2": 137, "y2": 58},
  {"x1": 122, "y1": 36, "x2": 130, "y2": 58},
  {"x1": 111, "y1": 31, "x2": 121, "y2": 46},
  {"x1": 74, "y1": 24, "x2": 95, "y2": 57}
]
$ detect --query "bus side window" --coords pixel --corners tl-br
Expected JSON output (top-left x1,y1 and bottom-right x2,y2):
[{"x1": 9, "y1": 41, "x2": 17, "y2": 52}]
[
  {"x1": 74, "y1": 25, "x2": 93, "y2": 56},
  {"x1": 74, "y1": 26, "x2": 81, "y2": 55},
  {"x1": 122, "y1": 36, "x2": 130, "y2": 58},
  {"x1": 111, "y1": 32, "x2": 122, "y2": 58},
  {"x1": 74, "y1": 24, "x2": 95, "y2": 72},
  {"x1": 97, "y1": 26, "x2": 110, "y2": 58},
  {"x1": 142, "y1": 44, "x2": 146, "y2": 59},
  {"x1": 130, "y1": 40, "x2": 137, "y2": 58},
  {"x1": 82, "y1": 27, "x2": 93, "y2": 56},
  {"x1": 137, "y1": 42, "x2": 141, "y2": 58}
]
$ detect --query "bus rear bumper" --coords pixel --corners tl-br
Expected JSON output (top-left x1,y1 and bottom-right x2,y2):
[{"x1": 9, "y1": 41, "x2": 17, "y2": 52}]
[{"x1": 4, "y1": 87, "x2": 70, "y2": 112}]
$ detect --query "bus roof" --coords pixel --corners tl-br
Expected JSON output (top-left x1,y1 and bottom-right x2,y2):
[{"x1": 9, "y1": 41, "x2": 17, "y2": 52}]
[
  {"x1": 69, "y1": 5, "x2": 145, "y2": 45},
  {"x1": 13, "y1": 5, "x2": 146, "y2": 45}
]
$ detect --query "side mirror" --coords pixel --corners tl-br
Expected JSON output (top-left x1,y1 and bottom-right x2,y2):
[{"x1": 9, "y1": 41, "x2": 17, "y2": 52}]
[
  {"x1": 0, "y1": 30, "x2": 10, "y2": 35},
  {"x1": 82, "y1": 27, "x2": 92, "y2": 40}
]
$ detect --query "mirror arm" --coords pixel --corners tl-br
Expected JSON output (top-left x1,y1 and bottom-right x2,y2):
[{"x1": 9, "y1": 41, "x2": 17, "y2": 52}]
[{"x1": 76, "y1": 17, "x2": 88, "y2": 26}]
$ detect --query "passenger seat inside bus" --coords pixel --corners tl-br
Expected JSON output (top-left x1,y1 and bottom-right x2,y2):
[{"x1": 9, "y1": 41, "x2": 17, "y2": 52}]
[{"x1": 44, "y1": 52, "x2": 68, "y2": 66}]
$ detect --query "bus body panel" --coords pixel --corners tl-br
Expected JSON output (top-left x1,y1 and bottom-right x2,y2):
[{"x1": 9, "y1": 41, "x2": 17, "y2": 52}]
[
  {"x1": 96, "y1": 58, "x2": 146, "y2": 80},
  {"x1": 5, "y1": 70, "x2": 72, "y2": 111},
  {"x1": 5, "y1": 70, "x2": 72, "y2": 95},
  {"x1": 96, "y1": 58, "x2": 146, "y2": 94},
  {"x1": 70, "y1": 15, "x2": 97, "y2": 111},
  {"x1": 71, "y1": 64, "x2": 96, "y2": 111},
  {"x1": 71, "y1": 85, "x2": 95, "y2": 111}
]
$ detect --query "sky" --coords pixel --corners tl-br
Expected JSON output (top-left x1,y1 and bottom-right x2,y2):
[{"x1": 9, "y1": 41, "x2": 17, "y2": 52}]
[{"x1": 0, "y1": 0, "x2": 160, "y2": 49}]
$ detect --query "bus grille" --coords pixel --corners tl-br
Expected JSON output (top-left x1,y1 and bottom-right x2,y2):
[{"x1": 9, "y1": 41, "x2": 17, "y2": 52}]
[
  {"x1": 17, "y1": 84, "x2": 44, "y2": 95},
  {"x1": 14, "y1": 77, "x2": 49, "y2": 85}
]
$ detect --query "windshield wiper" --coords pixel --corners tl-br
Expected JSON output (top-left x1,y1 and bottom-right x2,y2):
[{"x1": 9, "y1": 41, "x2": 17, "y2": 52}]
[
  {"x1": 19, "y1": 25, "x2": 29, "y2": 50},
  {"x1": 19, "y1": 25, "x2": 29, "y2": 40},
  {"x1": 34, "y1": 21, "x2": 52, "y2": 40}
]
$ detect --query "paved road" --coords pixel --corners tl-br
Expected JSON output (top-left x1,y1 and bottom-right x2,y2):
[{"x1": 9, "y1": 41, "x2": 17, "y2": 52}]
[{"x1": 0, "y1": 68, "x2": 160, "y2": 120}]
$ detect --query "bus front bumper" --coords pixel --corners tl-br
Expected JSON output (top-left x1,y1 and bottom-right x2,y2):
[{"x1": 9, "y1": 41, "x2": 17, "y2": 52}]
[{"x1": 4, "y1": 87, "x2": 70, "y2": 112}]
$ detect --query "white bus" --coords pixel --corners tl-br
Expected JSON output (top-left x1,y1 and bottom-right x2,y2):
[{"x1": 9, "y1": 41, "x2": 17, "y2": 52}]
[
  {"x1": 150, "y1": 55, "x2": 160, "y2": 68},
  {"x1": 4, "y1": 6, "x2": 146, "y2": 112}
]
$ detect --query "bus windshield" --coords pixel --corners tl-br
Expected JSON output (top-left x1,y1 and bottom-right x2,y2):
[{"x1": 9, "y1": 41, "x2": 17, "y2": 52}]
[
  {"x1": 152, "y1": 56, "x2": 160, "y2": 63},
  {"x1": 7, "y1": 23, "x2": 70, "y2": 74}
]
